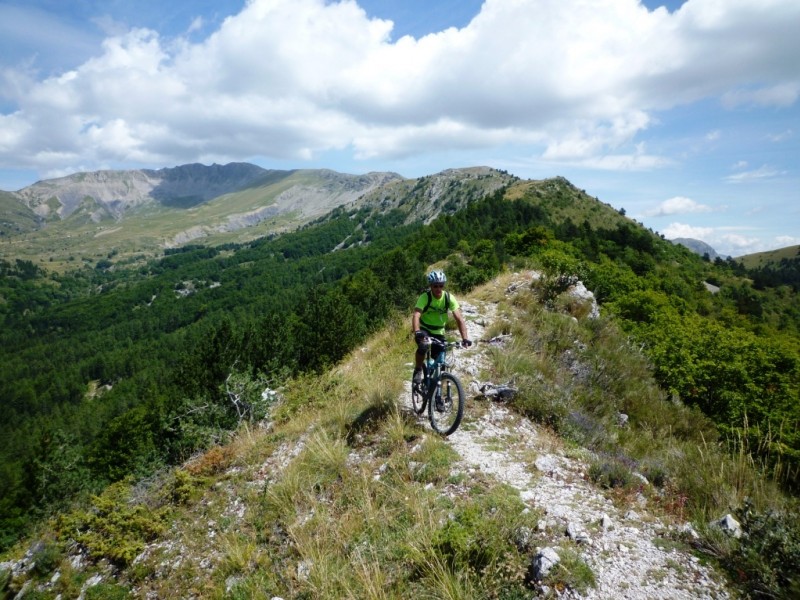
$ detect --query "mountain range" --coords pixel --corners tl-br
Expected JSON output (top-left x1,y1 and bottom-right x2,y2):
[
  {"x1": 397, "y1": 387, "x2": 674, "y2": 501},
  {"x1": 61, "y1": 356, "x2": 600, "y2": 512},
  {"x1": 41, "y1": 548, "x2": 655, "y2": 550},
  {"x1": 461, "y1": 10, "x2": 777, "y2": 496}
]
[{"x1": 0, "y1": 163, "x2": 516, "y2": 270}]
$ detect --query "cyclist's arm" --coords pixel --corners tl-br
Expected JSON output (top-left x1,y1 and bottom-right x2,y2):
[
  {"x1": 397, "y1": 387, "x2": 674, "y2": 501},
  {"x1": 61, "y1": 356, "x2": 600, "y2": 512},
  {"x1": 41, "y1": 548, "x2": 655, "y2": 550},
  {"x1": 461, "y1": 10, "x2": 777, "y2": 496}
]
[
  {"x1": 412, "y1": 308, "x2": 422, "y2": 334},
  {"x1": 452, "y1": 309, "x2": 469, "y2": 343}
]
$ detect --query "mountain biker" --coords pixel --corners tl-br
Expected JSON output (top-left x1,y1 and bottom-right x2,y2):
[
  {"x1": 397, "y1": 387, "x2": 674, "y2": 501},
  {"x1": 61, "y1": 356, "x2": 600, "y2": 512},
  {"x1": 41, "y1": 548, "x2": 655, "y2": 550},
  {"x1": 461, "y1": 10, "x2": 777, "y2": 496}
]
[{"x1": 412, "y1": 270, "x2": 472, "y2": 385}]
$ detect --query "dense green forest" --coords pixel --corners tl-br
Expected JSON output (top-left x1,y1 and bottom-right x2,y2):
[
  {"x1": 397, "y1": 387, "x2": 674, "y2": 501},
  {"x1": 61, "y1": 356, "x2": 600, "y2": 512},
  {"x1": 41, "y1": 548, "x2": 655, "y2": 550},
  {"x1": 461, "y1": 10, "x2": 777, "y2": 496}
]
[{"x1": 1, "y1": 181, "x2": 798, "y2": 553}]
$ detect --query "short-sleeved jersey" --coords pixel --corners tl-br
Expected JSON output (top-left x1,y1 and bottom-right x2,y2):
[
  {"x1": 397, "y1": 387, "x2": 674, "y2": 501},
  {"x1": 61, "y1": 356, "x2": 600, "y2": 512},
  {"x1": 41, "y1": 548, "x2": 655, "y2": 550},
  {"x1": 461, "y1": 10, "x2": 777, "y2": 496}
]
[{"x1": 415, "y1": 290, "x2": 459, "y2": 335}]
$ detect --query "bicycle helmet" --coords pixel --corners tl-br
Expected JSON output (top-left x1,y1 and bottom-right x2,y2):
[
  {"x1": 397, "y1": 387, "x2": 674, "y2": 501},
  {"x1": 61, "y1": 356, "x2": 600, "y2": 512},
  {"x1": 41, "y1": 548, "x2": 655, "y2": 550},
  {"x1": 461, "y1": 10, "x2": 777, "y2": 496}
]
[{"x1": 427, "y1": 270, "x2": 447, "y2": 284}]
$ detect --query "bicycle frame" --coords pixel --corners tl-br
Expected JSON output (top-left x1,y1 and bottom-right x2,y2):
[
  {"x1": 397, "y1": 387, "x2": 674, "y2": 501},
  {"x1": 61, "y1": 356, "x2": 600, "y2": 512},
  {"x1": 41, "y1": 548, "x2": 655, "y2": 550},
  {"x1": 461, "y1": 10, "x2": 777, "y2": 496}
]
[
  {"x1": 421, "y1": 339, "x2": 454, "y2": 400},
  {"x1": 412, "y1": 337, "x2": 465, "y2": 436}
]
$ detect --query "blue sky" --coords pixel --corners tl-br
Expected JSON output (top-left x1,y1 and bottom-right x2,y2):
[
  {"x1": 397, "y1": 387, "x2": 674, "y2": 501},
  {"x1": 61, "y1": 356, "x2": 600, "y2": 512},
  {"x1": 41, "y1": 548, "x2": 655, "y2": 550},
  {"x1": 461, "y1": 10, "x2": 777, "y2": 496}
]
[{"x1": 0, "y1": 0, "x2": 798, "y2": 256}]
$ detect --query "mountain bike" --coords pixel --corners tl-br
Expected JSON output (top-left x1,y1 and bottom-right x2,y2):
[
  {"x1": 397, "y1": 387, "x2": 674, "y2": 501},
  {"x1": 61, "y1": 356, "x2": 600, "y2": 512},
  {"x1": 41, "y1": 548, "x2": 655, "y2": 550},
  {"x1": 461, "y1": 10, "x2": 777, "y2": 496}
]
[{"x1": 411, "y1": 338, "x2": 465, "y2": 436}]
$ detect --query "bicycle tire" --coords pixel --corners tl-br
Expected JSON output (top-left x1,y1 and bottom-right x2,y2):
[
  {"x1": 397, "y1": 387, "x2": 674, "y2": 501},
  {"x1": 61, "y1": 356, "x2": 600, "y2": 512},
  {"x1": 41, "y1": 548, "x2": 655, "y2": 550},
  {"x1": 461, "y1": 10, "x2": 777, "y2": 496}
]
[
  {"x1": 429, "y1": 372, "x2": 464, "y2": 436},
  {"x1": 411, "y1": 376, "x2": 426, "y2": 415}
]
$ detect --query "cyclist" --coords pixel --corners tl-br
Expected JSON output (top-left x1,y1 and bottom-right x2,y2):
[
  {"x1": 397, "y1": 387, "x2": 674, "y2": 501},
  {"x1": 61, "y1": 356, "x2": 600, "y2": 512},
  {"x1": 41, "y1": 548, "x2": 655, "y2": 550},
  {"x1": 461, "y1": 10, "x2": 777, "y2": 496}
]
[{"x1": 412, "y1": 270, "x2": 472, "y2": 385}]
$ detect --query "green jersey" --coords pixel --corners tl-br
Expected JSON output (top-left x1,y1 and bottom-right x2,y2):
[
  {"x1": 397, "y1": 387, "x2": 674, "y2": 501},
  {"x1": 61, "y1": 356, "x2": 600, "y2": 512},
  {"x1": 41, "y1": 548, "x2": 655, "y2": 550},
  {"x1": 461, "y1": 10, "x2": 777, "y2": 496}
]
[{"x1": 416, "y1": 290, "x2": 459, "y2": 335}]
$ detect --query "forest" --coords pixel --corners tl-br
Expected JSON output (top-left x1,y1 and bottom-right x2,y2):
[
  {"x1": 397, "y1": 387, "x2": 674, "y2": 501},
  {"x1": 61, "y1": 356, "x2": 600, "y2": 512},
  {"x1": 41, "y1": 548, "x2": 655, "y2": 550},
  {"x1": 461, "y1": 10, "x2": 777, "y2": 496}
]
[{"x1": 1, "y1": 182, "x2": 798, "y2": 552}]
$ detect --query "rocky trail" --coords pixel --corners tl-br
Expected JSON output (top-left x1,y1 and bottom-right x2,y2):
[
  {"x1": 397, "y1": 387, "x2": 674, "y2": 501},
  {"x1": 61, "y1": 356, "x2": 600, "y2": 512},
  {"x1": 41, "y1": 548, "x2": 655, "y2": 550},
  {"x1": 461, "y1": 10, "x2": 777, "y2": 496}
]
[{"x1": 402, "y1": 296, "x2": 732, "y2": 599}]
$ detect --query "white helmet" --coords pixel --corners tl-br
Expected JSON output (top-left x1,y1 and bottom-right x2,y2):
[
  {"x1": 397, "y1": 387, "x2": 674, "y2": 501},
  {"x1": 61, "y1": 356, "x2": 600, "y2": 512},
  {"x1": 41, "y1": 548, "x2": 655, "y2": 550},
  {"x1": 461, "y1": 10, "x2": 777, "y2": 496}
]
[{"x1": 427, "y1": 270, "x2": 447, "y2": 284}]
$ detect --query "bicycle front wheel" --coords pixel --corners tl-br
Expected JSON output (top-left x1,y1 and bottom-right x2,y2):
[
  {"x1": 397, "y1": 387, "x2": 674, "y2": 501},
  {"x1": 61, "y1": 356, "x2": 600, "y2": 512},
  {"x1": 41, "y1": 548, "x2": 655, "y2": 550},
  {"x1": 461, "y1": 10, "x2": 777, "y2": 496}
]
[{"x1": 429, "y1": 372, "x2": 464, "y2": 436}]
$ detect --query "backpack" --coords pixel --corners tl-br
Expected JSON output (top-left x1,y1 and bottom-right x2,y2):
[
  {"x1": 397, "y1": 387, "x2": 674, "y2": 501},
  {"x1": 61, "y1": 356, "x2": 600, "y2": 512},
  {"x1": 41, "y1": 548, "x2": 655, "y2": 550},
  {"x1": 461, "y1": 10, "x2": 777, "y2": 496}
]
[{"x1": 422, "y1": 290, "x2": 451, "y2": 315}]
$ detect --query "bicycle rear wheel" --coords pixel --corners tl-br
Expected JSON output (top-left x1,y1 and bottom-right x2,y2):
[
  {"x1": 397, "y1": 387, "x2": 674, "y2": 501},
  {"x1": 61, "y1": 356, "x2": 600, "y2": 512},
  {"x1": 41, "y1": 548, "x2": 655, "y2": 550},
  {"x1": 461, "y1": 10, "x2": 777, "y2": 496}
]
[
  {"x1": 429, "y1": 372, "x2": 464, "y2": 436},
  {"x1": 411, "y1": 376, "x2": 426, "y2": 415}
]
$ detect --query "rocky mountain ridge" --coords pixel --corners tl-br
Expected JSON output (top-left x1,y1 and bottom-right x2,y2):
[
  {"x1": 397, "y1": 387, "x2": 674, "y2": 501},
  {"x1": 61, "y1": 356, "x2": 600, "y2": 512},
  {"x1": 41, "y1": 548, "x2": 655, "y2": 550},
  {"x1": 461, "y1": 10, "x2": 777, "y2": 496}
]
[
  {"x1": 0, "y1": 163, "x2": 515, "y2": 269},
  {"x1": 12, "y1": 163, "x2": 403, "y2": 222}
]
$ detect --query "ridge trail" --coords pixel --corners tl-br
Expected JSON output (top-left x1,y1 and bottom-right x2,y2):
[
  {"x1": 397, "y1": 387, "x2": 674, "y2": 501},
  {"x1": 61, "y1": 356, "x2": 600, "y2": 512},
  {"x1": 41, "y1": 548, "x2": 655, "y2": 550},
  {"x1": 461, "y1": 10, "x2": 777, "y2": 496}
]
[{"x1": 403, "y1": 294, "x2": 731, "y2": 599}]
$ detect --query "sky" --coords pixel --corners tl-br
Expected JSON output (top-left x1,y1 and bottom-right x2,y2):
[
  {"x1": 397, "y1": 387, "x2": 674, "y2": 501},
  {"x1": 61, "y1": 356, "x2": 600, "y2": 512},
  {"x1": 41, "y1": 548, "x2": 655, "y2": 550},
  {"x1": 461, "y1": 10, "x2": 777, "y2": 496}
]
[{"x1": 0, "y1": 0, "x2": 798, "y2": 257}]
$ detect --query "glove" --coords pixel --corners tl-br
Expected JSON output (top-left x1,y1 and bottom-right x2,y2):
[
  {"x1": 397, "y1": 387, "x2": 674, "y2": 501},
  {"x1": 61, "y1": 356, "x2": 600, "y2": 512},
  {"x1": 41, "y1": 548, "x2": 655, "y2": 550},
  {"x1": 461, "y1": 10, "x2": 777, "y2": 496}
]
[
  {"x1": 414, "y1": 330, "x2": 427, "y2": 342},
  {"x1": 462, "y1": 339, "x2": 473, "y2": 348}
]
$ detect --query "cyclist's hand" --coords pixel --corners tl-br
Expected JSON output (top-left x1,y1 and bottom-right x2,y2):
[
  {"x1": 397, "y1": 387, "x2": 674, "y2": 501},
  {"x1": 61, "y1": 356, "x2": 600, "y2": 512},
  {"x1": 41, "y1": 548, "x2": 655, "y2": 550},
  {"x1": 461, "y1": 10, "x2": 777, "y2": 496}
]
[
  {"x1": 414, "y1": 330, "x2": 427, "y2": 342},
  {"x1": 462, "y1": 339, "x2": 473, "y2": 348}
]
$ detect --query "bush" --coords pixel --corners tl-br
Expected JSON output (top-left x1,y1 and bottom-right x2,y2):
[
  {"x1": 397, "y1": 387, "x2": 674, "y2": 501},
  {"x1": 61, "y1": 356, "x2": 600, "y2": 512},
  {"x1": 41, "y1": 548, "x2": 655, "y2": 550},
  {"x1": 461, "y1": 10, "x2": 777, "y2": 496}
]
[
  {"x1": 724, "y1": 499, "x2": 800, "y2": 598},
  {"x1": 588, "y1": 459, "x2": 634, "y2": 490},
  {"x1": 30, "y1": 540, "x2": 62, "y2": 576},
  {"x1": 55, "y1": 481, "x2": 168, "y2": 566}
]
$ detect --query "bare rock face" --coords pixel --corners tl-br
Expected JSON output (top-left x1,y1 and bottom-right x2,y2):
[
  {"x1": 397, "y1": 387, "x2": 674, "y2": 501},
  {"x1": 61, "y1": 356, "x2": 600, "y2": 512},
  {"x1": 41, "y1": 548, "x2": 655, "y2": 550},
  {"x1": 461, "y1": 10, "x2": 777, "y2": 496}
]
[
  {"x1": 13, "y1": 164, "x2": 407, "y2": 226},
  {"x1": 16, "y1": 163, "x2": 273, "y2": 220}
]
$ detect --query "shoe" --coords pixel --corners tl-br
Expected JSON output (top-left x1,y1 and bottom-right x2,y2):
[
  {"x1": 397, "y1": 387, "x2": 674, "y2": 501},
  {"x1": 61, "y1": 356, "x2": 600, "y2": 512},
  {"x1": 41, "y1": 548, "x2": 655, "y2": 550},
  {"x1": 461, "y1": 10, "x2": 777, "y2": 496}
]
[{"x1": 413, "y1": 368, "x2": 423, "y2": 385}]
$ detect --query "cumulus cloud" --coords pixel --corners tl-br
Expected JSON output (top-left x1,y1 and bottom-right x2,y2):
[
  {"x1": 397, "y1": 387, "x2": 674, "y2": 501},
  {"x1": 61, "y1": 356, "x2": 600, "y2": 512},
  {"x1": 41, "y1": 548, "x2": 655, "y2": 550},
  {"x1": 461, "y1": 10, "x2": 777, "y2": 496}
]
[
  {"x1": 663, "y1": 222, "x2": 715, "y2": 240},
  {"x1": 644, "y1": 196, "x2": 713, "y2": 217},
  {"x1": 1, "y1": 0, "x2": 799, "y2": 176}
]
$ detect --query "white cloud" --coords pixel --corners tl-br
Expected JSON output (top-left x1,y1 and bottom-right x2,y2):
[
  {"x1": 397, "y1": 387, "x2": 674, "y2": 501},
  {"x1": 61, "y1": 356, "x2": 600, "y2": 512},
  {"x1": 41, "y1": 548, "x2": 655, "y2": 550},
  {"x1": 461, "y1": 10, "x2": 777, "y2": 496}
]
[
  {"x1": 767, "y1": 129, "x2": 793, "y2": 142},
  {"x1": 663, "y1": 222, "x2": 774, "y2": 256},
  {"x1": 663, "y1": 222, "x2": 714, "y2": 240},
  {"x1": 725, "y1": 165, "x2": 784, "y2": 183},
  {"x1": 644, "y1": 196, "x2": 713, "y2": 217},
  {"x1": 1, "y1": 0, "x2": 799, "y2": 176},
  {"x1": 775, "y1": 235, "x2": 800, "y2": 247}
]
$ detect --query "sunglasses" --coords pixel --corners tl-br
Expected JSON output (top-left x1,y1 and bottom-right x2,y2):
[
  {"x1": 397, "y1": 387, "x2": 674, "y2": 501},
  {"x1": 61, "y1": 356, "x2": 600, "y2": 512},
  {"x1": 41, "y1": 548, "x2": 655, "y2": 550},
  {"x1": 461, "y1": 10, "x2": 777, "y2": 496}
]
[{"x1": 431, "y1": 284, "x2": 445, "y2": 289}]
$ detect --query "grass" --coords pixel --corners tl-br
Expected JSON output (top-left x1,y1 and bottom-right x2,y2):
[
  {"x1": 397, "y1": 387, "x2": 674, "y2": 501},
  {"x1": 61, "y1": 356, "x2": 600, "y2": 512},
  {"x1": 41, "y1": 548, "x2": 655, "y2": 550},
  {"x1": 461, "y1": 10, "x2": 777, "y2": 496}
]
[{"x1": 6, "y1": 270, "x2": 798, "y2": 598}]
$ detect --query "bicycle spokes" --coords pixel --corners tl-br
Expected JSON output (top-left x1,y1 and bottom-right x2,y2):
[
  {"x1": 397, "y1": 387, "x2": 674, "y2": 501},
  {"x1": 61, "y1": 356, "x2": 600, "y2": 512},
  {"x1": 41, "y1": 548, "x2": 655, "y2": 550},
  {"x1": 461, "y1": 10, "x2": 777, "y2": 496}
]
[{"x1": 429, "y1": 373, "x2": 464, "y2": 436}]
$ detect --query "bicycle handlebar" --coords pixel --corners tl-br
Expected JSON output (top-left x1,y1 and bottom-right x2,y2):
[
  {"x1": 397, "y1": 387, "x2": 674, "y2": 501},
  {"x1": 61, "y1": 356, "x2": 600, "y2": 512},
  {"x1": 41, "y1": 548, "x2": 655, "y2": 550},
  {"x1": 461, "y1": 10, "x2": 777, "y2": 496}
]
[{"x1": 429, "y1": 339, "x2": 464, "y2": 350}]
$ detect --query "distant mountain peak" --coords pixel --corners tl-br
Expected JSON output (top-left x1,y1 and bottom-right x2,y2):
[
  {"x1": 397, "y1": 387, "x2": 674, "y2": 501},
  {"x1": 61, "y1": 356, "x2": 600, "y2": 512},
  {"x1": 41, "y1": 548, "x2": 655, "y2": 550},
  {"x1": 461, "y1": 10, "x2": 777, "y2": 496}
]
[{"x1": 671, "y1": 238, "x2": 726, "y2": 261}]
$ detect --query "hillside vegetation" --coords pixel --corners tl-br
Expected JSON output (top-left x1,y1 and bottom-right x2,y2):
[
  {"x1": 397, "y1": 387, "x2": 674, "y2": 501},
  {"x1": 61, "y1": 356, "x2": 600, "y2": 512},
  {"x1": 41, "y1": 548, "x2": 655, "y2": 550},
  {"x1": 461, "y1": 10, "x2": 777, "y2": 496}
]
[{"x1": 1, "y1": 174, "x2": 799, "y2": 597}]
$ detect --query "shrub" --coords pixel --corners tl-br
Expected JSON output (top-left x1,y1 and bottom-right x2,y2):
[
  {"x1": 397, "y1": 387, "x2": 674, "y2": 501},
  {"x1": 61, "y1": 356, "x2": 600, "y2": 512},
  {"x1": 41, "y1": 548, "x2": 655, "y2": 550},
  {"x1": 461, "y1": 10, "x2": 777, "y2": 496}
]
[
  {"x1": 588, "y1": 459, "x2": 634, "y2": 490},
  {"x1": 55, "y1": 481, "x2": 168, "y2": 566},
  {"x1": 30, "y1": 540, "x2": 62, "y2": 576},
  {"x1": 723, "y1": 499, "x2": 800, "y2": 598}
]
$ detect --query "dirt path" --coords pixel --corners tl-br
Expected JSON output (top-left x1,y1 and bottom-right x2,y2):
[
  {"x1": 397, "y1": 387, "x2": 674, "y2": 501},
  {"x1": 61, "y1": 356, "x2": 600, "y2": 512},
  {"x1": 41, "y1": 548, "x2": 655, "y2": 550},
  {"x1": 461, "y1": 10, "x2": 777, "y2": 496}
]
[{"x1": 404, "y1": 297, "x2": 731, "y2": 599}]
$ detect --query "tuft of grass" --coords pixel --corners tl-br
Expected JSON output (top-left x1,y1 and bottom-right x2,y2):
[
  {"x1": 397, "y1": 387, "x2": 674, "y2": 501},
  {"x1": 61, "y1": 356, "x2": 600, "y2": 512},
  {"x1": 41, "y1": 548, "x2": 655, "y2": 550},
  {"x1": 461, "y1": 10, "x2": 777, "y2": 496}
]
[
  {"x1": 588, "y1": 459, "x2": 635, "y2": 490},
  {"x1": 412, "y1": 435, "x2": 460, "y2": 484},
  {"x1": 543, "y1": 547, "x2": 596, "y2": 595}
]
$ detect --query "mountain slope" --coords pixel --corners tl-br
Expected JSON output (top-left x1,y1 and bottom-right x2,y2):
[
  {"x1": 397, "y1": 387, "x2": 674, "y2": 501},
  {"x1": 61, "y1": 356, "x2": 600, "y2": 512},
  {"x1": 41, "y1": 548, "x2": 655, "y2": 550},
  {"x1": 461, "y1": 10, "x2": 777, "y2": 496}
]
[
  {"x1": 0, "y1": 273, "x2": 738, "y2": 598},
  {"x1": 0, "y1": 191, "x2": 40, "y2": 237},
  {"x1": 737, "y1": 244, "x2": 800, "y2": 269}
]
